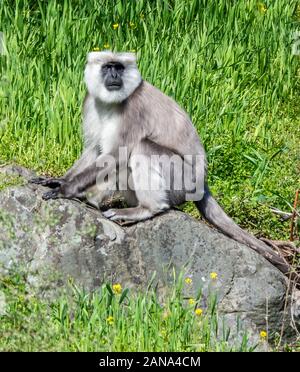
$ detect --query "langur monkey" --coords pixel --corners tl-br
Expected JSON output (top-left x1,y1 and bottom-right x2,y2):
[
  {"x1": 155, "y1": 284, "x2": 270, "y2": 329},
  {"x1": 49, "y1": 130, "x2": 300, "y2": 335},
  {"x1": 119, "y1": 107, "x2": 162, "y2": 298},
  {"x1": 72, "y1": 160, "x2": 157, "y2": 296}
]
[{"x1": 31, "y1": 51, "x2": 289, "y2": 274}]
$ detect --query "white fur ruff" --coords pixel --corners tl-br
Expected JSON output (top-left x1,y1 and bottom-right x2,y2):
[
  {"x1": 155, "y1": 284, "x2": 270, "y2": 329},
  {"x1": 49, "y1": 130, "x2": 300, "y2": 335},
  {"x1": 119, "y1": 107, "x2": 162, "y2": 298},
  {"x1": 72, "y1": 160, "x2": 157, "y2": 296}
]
[{"x1": 84, "y1": 51, "x2": 142, "y2": 104}]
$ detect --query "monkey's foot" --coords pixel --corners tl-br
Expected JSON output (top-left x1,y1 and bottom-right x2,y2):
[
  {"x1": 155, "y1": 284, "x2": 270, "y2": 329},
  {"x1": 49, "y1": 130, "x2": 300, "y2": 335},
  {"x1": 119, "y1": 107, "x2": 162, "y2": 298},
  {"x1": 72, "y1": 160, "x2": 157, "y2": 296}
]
[
  {"x1": 102, "y1": 209, "x2": 119, "y2": 220},
  {"x1": 30, "y1": 177, "x2": 64, "y2": 189},
  {"x1": 102, "y1": 209, "x2": 135, "y2": 226},
  {"x1": 114, "y1": 219, "x2": 137, "y2": 226},
  {"x1": 103, "y1": 207, "x2": 154, "y2": 222},
  {"x1": 42, "y1": 188, "x2": 60, "y2": 200}
]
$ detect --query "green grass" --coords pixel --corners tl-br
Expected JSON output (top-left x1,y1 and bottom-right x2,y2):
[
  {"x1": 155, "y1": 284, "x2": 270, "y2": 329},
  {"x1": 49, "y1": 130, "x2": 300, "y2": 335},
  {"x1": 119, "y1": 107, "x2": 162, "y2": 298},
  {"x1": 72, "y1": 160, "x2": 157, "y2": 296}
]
[
  {"x1": 0, "y1": 1, "x2": 299, "y2": 351},
  {"x1": 1, "y1": 0, "x2": 299, "y2": 239},
  {"x1": 0, "y1": 272, "x2": 256, "y2": 352}
]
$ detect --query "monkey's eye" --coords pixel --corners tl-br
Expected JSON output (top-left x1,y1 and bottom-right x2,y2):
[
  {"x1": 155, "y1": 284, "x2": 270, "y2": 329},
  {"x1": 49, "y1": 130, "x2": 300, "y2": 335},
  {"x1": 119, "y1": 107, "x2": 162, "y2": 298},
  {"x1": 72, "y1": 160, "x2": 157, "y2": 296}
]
[
  {"x1": 114, "y1": 63, "x2": 124, "y2": 72},
  {"x1": 102, "y1": 63, "x2": 124, "y2": 73},
  {"x1": 102, "y1": 65, "x2": 109, "y2": 72}
]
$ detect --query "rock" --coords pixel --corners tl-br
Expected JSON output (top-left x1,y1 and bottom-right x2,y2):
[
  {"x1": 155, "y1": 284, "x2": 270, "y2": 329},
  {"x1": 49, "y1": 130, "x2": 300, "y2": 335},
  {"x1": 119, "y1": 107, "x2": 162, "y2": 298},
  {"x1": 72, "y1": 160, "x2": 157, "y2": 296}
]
[{"x1": 0, "y1": 165, "x2": 298, "y2": 348}]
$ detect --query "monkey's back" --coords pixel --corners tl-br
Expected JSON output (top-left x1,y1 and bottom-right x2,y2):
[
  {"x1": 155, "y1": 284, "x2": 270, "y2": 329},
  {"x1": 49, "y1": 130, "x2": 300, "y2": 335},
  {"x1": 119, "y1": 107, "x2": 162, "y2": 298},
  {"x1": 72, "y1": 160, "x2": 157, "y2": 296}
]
[{"x1": 122, "y1": 80, "x2": 205, "y2": 158}]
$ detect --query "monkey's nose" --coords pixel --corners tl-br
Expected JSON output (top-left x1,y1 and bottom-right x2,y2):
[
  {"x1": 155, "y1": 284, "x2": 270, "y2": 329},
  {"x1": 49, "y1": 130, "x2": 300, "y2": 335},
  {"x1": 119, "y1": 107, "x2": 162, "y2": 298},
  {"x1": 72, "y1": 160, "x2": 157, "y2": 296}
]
[{"x1": 111, "y1": 67, "x2": 118, "y2": 79}]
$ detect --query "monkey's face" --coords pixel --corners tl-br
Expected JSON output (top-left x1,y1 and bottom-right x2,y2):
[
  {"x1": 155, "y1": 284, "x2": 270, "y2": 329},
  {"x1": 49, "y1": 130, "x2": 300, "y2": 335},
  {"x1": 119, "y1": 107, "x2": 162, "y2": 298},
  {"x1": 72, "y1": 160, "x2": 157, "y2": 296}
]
[
  {"x1": 84, "y1": 51, "x2": 142, "y2": 104},
  {"x1": 101, "y1": 62, "x2": 124, "y2": 91}
]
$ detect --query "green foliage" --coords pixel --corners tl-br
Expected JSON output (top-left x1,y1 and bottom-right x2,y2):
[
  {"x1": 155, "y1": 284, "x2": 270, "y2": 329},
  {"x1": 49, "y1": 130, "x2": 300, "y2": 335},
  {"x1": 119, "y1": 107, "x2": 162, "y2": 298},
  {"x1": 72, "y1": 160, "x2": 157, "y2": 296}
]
[
  {"x1": 0, "y1": 0, "x2": 299, "y2": 238},
  {"x1": 0, "y1": 272, "x2": 256, "y2": 352},
  {"x1": 0, "y1": 173, "x2": 25, "y2": 191}
]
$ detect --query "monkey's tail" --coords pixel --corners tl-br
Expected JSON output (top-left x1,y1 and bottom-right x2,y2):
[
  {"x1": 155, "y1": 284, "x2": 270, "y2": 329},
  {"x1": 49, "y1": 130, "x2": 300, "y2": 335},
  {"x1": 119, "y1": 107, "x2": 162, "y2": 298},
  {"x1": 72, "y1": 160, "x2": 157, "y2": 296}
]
[{"x1": 194, "y1": 184, "x2": 290, "y2": 275}]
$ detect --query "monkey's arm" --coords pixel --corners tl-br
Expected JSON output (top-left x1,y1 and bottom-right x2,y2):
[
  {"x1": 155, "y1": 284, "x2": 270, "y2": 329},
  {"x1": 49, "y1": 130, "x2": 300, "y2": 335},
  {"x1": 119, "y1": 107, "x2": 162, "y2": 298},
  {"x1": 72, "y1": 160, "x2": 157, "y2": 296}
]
[
  {"x1": 42, "y1": 163, "x2": 98, "y2": 200},
  {"x1": 63, "y1": 146, "x2": 99, "y2": 181},
  {"x1": 42, "y1": 154, "x2": 114, "y2": 200},
  {"x1": 30, "y1": 146, "x2": 99, "y2": 188}
]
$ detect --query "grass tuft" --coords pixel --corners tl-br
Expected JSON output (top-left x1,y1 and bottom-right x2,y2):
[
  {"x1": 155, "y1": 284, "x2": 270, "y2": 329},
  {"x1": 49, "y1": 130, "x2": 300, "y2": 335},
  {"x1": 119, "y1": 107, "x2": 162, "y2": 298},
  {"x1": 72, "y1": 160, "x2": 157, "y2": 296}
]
[{"x1": 0, "y1": 272, "x2": 256, "y2": 352}]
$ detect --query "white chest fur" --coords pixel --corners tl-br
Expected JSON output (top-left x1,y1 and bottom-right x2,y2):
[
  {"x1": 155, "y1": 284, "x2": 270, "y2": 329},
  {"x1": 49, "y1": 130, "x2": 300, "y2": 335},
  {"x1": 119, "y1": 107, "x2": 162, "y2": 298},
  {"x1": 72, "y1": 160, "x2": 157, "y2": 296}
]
[{"x1": 84, "y1": 98, "x2": 121, "y2": 154}]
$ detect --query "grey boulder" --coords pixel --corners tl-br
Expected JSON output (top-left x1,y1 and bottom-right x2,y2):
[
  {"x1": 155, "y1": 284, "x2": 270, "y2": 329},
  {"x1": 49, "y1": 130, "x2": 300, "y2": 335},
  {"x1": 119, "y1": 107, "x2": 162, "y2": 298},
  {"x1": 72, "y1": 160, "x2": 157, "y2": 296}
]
[{"x1": 0, "y1": 165, "x2": 299, "y2": 348}]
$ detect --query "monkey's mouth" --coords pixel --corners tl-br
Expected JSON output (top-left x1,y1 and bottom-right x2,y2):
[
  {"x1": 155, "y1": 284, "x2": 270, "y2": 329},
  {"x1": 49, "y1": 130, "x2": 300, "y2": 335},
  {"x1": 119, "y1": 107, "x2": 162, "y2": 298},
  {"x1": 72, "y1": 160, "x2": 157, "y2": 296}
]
[{"x1": 106, "y1": 83, "x2": 122, "y2": 91}]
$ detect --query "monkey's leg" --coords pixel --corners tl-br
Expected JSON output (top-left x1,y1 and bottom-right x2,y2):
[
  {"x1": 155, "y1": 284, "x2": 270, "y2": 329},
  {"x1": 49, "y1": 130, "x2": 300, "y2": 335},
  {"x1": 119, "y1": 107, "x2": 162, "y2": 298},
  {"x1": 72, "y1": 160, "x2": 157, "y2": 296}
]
[
  {"x1": 103, "y1": 190, "x2": 168, "y2": 222},
  {"x1": 103, "y1": 151, "x2": 169, "y2": 222},
  {"x1": 102, "y1": 206, "x2": 156, "y2": 221}
]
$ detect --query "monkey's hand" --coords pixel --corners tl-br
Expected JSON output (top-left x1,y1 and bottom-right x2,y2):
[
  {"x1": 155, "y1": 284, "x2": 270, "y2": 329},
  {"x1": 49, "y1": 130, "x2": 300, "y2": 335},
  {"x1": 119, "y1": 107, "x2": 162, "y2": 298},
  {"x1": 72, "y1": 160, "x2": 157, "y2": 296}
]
[
  {"x1": 42, "y1": 182, "x2": 82, "y2": 200},
  {"x1": 42, "y1": 188, "x2": 61, "y2": 200},
  {"x1": 30, "y1": 177, "x2": 65, "y2": 189}
]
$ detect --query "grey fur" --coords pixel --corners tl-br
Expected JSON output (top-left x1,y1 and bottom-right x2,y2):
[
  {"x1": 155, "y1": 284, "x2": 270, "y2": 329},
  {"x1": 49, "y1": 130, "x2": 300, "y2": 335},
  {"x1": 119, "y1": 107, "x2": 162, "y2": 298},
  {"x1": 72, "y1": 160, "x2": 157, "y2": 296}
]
[{"x1": 31, "y1": 51, "x2": 290, "y2": 275}]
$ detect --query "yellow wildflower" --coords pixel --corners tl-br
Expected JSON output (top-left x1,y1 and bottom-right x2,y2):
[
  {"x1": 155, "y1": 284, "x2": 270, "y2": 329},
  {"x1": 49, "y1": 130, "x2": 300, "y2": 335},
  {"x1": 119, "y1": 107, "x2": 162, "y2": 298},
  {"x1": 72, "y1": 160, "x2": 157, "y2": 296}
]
[
  {"x1": 130, "y1": 49, "x2": 136, "y2": 53},
  {"x1": 210, "y1": 272, "x2": 218, "y2": 280},
  {"x1": 112, "y1": 283, "x2": 122, "y2": 294},
  {"x1": 106, "y1": 316, "x2": 114, "y2": 325},
  {"x1": 260, "y1": 330, "x2": 267, "y2": 339},
  {"x1": 188, "y1": 298, "x2": 195, "y2": 305},
  {"x1": 93, "y1": 47, "x2": 100, "y2": 51},
  {"x1": 195, "y1": 308, "x2": 203, "y2": 316},
  {"x1": 162, "y1": 310, "x2": 170, "y2": 319},
  {"x1": 103, "y1": 43, "x2": 110, "y2": 49},
  {"x1": 129, "y1": 21, "x2": 137, "y2": 29},
  {"x1": 112, "y1": 23, "x2": 119, "y2": 30},
  {"x1": 185, "y1": 277, "x2": 193, "y2": 285},
  {"x1": 197, "y1": 343, "x2": 206, "y2": 351},
  {"x1": 160, "y1": 329, "x2": 167, "y2": 337},
  {"x1": 258, "y1": 2, "x2": 267, "y2": 13}
]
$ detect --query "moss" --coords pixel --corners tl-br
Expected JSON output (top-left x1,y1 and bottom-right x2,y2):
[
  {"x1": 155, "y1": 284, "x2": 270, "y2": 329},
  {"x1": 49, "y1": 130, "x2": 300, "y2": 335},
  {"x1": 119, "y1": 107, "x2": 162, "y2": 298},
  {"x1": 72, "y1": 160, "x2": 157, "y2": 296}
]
[{"x1": 0, "y1": 174, "x2": 25, "y2": 191}]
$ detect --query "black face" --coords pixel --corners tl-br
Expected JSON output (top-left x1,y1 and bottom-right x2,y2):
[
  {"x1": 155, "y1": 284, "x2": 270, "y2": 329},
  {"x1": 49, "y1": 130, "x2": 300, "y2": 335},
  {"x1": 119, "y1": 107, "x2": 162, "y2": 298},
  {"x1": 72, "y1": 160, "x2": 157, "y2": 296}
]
[{"x1": 101, "y1": 62, "x2": 125, "y2": 91}]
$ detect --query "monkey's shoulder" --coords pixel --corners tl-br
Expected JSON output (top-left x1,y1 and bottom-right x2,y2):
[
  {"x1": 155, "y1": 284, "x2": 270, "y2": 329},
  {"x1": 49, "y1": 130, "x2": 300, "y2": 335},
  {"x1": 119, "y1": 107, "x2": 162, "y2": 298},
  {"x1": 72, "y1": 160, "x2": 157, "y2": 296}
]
[{"x1": 127, "y1": 81, "x2": 187, "y2": 117}]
